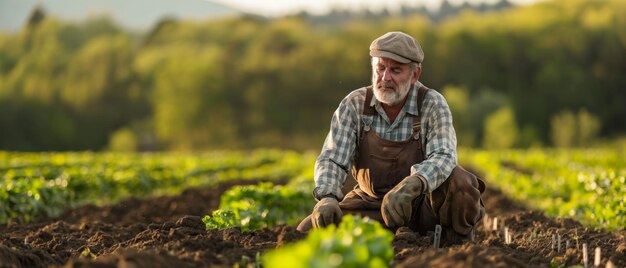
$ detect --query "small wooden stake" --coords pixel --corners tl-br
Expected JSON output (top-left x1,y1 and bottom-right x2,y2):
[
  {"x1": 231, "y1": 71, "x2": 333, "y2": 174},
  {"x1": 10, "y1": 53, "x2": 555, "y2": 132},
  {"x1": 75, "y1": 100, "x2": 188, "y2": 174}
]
[
  {"x1": 483, "y1": 214, "x2": 490, "y2": 231},
  {"x1": 434, "y1": 225, "x2": 442, "y2": 248},
  {"x1": 583, "y1": 243, "x2": 588, "y2": 268},
  {"x1": 552, "y1": 234, "x2": 556, "y2": 251},
  {"x1": 504, "y1": 227, "x2": 509, "y2": 244},
  {"x1": 492, "y1": 217, "x2": 498, "y2": 231},
  {"x1": 557, "y1": 235, "x2": 562, "y2": 254},
  {"x1": 594, "y1": 247, "x2": 601, "y2": 267}
]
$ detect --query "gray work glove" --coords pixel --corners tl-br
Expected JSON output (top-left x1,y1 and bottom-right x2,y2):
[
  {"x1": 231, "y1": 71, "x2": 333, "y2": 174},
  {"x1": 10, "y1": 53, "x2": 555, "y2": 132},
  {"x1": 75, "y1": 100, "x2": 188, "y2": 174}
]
[
  {"x1": 381, "y1": 175, "x2": 426, "y2": 229},
  {"x1": 311, "y1": 197, "x2": 343, "y2": 228}
]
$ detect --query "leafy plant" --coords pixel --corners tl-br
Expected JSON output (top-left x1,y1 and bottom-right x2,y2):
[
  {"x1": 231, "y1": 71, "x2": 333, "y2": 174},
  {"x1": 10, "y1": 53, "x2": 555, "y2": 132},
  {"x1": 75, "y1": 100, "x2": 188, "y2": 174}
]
[
  {"x1": 263, "y1": 215, "x2": 394, "y2": 268},
  {"x1": 203, "y1": 209, "x2": 239, "y2": 229},
  {"x1": 0, "y1": 150, "x2": 315, "y2": 223},
  {"x1": 460, "y1": 148, "x2": 626, "y2": 230},
  {"x1": 203, "y1": 182, "x2": 314, "y2": 231}
]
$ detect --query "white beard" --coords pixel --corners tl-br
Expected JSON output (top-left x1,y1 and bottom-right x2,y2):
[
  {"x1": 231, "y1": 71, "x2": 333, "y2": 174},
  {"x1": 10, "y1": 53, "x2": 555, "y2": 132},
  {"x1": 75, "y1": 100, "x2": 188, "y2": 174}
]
[{"x1": 372, "y1": 75, "x2": 413, "y2": 106}]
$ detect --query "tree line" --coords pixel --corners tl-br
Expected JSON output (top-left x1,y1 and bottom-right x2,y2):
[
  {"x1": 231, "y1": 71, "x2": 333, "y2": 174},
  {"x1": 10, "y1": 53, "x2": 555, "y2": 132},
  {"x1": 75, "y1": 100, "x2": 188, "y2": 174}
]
[{"x1": 0, "y1": 0, "x2": 624, "y2": 151}]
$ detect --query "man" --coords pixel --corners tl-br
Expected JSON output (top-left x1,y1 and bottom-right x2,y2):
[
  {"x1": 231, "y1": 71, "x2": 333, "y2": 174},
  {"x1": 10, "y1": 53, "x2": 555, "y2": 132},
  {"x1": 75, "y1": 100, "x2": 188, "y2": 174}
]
[{"x1": 297, "y1": 31, "x2": 485, "y2": 245}]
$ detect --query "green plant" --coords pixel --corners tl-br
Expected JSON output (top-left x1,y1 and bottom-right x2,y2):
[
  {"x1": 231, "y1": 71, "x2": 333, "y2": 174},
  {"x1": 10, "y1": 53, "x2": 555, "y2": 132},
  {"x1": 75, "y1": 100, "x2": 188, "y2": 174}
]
[
  {"x1": 203, "y1": 209, "x2": 239, "y2": 229},
  {"x1": 203, "y1": 182, "x2": 314, "y2": 231},
  {"x1": 263, "y1": 215, "x2": 394, "y2": 268},
  {"x1": 0, "y1": 150, "x2": 315, "y2": 223}
]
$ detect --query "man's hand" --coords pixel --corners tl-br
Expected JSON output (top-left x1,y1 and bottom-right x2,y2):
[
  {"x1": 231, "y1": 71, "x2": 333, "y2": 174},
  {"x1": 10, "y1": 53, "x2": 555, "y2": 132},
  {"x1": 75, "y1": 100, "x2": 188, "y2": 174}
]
[
  {"x1": 311, "y1": 197, "x2": 343, "y2": 228},
  {"x1": 381, "y1": 176, "x2": 425, "y2": 228}
]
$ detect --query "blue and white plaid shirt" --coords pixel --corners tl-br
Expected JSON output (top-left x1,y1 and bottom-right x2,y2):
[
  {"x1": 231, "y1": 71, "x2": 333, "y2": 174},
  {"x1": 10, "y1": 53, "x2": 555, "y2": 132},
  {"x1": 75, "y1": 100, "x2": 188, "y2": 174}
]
[{"x1": 313, "y1": 81, "x2": 458, "y2": 201}]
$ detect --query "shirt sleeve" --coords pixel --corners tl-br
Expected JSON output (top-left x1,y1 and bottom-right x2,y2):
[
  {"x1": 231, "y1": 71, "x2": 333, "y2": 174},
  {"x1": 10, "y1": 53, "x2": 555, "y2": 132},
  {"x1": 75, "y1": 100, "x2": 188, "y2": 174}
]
[
  {"x1": 313, "y1": 94, "x2": 360, "y2": 201},
  {"x1": 410, "y1": 90, "x2": 458, "y2": 192}
]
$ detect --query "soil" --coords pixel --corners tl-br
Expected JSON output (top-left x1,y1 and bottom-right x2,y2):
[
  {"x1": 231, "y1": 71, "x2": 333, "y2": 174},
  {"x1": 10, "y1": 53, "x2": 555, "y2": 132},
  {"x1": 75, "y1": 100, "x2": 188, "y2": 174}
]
[{"x1": 1, "y1": 180, "x2": 624, "y2": 268}]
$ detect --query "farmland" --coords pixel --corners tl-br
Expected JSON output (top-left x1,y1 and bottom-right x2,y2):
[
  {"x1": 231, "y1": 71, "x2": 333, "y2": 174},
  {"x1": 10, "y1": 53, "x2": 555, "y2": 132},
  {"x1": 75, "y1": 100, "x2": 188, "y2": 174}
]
[{"x1": 0, "y1": 149, "x2": 625, "y2": 267}]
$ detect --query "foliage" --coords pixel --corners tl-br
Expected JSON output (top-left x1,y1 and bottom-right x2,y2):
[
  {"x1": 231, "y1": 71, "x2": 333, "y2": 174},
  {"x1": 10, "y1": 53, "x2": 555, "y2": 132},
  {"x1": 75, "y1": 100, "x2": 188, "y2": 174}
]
[
  {"x1": 576, "y1": 109, "x2": 601, "y2": 147},
  {"x1": 550, "y1": 110, "x2": 577, "y2": 148},
  {"x1": 461, "y1": 147, "x2": 626, "y2": 230},
  {"x1": 483, "y1": 106, "x2": 518, "y2": 149},
  {"x1": 442, "y1": 85, "x2": 473, "y2": 147},
  {"x1": 203, "y1": 209, "x2": 239, "y2": 230},
  {"x1": 551, "y1": 109, "x2": 602, "y2": 148},
  {"x1": 263, "y1": 215, "x2": 394, "y2": 268},
  {"x1": 0, "y1": 150, "x2": 315, "y2": 223},
  {"x1": 1, "y1": 0, "x2": 625, "y2": 150},
  {"x1": 203, "y1": 177, "x2": 315, "y2": 231},
  {"x1": 108, "y1": 127, "x2": 138, "y2": 152}
]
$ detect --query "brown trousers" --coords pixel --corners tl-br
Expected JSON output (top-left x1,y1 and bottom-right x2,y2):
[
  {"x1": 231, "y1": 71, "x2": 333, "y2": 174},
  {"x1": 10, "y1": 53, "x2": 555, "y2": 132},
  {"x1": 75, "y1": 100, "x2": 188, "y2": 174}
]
[
  {"x1": 297, "y1": 165, "x2": 485, "y2": 235},
  {"x1": 297, "y1": 86, "x2": 484, "y2": 235}
]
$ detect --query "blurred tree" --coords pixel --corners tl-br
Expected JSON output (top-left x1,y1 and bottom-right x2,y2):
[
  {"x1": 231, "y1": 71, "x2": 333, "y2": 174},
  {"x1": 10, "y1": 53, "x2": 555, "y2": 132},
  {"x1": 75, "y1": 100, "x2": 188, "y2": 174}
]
[
  {"x1": 108, "y1": 128, "x2": 137, "y2": 152},
  {"x1": 26, "y1": 4, "x2": 46, "y2": 29},
  {"x1": 6, "y1": 19, "x2": 66, "y2": 103},
  {"x1": 483, "y1": 106, "x2": 518, "y2": 149},
  {"x1": 442, "y1": 85, "x2": 474, "y2": 147},
  {"x1": 62, "y1": 34, "x2": 138, "y2": 149},
  {"x1": 152, "y1": 44, "x2": 233, "y2": 150},
  {"x1": 1, "y1": 0, "x2": 625, "y2": 151},
  {"x1": 467, "y1": 89, "x2": 508, "y2": 147},
  {"x1": 551, "y1": 110, "x2": 577, "y2": 148},
  {"x1": 577, "y1": 109, "x2": 601, "y2": 147}
]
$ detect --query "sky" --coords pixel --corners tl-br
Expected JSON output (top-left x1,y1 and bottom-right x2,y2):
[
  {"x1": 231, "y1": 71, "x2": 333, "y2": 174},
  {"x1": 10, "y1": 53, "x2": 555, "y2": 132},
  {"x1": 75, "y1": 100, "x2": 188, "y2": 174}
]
[
  {"x1": 0, "y1": 0, "x2": 236, "y2": 32},
  {"x1": 210, "y1": 0, "x2": 542, "y2": 17},
  {"x1": 0, "y1": 0, "x2": 542, "y2": 32}
]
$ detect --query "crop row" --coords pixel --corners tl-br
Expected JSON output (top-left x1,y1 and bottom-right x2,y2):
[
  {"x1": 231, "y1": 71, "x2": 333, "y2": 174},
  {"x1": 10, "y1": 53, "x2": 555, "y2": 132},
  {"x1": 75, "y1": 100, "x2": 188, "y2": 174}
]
[
  {"x1": 0, "y1": 150, "x2": 315, "y2": 223},
  {"x1": 203, "y1": 173, "x2": 315, "y2": 231},
  {"x1": 460, "y1": 148, "x2": 626, "y2": 230},
  {"x1": 201, "y1": 175, "x2": 395, "y2": 267}
]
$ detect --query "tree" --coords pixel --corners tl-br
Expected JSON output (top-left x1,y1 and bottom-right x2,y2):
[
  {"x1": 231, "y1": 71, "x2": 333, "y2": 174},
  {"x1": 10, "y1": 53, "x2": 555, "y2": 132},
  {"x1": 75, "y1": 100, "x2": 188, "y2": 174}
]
[
  {"x1": 483, "y1": 107, "x2": 518, "y2": 149},
  {"x1": 550, "y1": 111, "x2": 577, "y2": 148}
]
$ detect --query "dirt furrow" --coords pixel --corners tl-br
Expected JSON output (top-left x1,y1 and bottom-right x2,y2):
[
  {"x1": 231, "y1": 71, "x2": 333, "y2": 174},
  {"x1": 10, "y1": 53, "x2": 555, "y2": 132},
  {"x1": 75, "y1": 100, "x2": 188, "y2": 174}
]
[{"x1": 0, "y1": 182, "x2": 624, "y2": 267}]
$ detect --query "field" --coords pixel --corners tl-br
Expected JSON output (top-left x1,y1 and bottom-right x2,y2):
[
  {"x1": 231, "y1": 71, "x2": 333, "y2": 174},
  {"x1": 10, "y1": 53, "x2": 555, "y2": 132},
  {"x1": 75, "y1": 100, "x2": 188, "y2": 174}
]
[{"x1": 0, "y1": 150, "x2": 625, "y2": 267}]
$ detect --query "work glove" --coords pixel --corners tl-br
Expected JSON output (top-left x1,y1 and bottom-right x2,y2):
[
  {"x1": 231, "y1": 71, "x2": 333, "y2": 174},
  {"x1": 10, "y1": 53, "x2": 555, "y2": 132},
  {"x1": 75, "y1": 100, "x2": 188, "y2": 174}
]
[
  {"x1": 311, "y1": 196, "x2": 343, "y2": 228},
  {"x1": 381, "y1": 175, "x2": 426, "y2": 229}
]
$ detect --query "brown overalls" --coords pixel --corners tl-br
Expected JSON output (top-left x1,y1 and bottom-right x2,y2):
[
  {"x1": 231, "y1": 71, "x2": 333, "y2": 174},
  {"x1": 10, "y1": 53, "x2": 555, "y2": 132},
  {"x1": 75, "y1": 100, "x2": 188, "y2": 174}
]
[{"x1": 298, "y1": 86, "x2": 485, "y2": 236}]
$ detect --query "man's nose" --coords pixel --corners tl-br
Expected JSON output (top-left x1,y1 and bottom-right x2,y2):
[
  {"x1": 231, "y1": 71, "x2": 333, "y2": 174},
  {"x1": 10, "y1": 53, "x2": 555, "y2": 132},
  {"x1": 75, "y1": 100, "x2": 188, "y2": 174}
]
[{"x1": 381, "y1": 69, "x2": 392, "y2": 81}]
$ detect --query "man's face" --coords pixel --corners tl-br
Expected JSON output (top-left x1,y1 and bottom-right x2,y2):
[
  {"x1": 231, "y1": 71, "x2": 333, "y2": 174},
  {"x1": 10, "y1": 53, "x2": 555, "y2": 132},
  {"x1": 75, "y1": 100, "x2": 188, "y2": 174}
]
[{"x1": 371, "y1": 57, "x2": 420, "y2": 106}]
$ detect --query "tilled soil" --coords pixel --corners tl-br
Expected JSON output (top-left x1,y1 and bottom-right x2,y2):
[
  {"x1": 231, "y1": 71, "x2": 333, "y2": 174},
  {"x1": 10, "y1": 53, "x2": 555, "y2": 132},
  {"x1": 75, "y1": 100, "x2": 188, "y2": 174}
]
[{"x1": 1, "y1": 180, "x2": 624, "y2": 268}]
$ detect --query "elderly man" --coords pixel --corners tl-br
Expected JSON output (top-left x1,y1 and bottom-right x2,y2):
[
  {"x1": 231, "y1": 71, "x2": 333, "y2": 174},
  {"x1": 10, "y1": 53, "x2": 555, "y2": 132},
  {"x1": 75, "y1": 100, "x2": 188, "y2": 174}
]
[{"x1": 297, "y1": 31, "x2": 485, "y2": 245}]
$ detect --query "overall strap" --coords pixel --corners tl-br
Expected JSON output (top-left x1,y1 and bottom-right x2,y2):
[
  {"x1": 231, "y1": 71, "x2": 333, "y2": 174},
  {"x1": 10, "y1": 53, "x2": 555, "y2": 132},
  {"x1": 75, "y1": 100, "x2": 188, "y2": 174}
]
[
  {"x1": 363, "y1": 86, "x2": 376, "y2": 116},
  {"x1": 412, "y1": 86, "x2": 429, "y2": 140},
  {"x1": 417, "y1": 86, "x2": 429, "y2": 109}
]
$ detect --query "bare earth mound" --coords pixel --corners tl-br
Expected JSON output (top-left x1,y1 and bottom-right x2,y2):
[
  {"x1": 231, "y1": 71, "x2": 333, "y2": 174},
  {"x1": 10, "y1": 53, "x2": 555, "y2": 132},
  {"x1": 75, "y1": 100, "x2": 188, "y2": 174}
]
[{"x1": 1, "y1": 181, "x2": 624, "y2": 268}]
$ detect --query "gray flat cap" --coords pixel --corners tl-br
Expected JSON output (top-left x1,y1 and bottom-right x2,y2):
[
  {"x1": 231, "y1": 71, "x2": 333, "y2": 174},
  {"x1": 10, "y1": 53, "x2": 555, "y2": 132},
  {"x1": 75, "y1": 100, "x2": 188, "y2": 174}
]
[{"x1": 369, "y1": 31, "x2": 424, "y2": 64}]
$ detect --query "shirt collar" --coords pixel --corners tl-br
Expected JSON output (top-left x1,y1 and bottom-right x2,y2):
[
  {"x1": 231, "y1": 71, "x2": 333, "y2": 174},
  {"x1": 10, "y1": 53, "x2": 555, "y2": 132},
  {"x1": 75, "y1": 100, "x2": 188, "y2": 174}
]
[{"x1": 369, "y1": 81, "x2": 423, "y2": 116}]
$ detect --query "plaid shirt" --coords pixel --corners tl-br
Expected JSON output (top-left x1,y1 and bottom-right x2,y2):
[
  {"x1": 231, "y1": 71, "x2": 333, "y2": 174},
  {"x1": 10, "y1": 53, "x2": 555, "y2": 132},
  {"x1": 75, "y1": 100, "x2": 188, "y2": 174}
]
[{"x1": 313, "y1": 81, "x2": 458, "y2": 201}]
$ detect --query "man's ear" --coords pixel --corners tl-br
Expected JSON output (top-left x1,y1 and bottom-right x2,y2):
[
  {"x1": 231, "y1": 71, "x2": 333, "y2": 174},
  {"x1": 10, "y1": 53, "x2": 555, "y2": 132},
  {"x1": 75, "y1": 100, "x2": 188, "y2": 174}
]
[{"x1": 411, "y1": 67, "x2": 421, "y2": 84}]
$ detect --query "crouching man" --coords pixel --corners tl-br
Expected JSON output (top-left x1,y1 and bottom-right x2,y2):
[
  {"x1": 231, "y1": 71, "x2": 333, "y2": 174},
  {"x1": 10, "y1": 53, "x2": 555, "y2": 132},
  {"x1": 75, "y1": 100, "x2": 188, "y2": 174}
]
[{"x1": 297, "y1": 31, "x2": 485, "y2": 245}]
